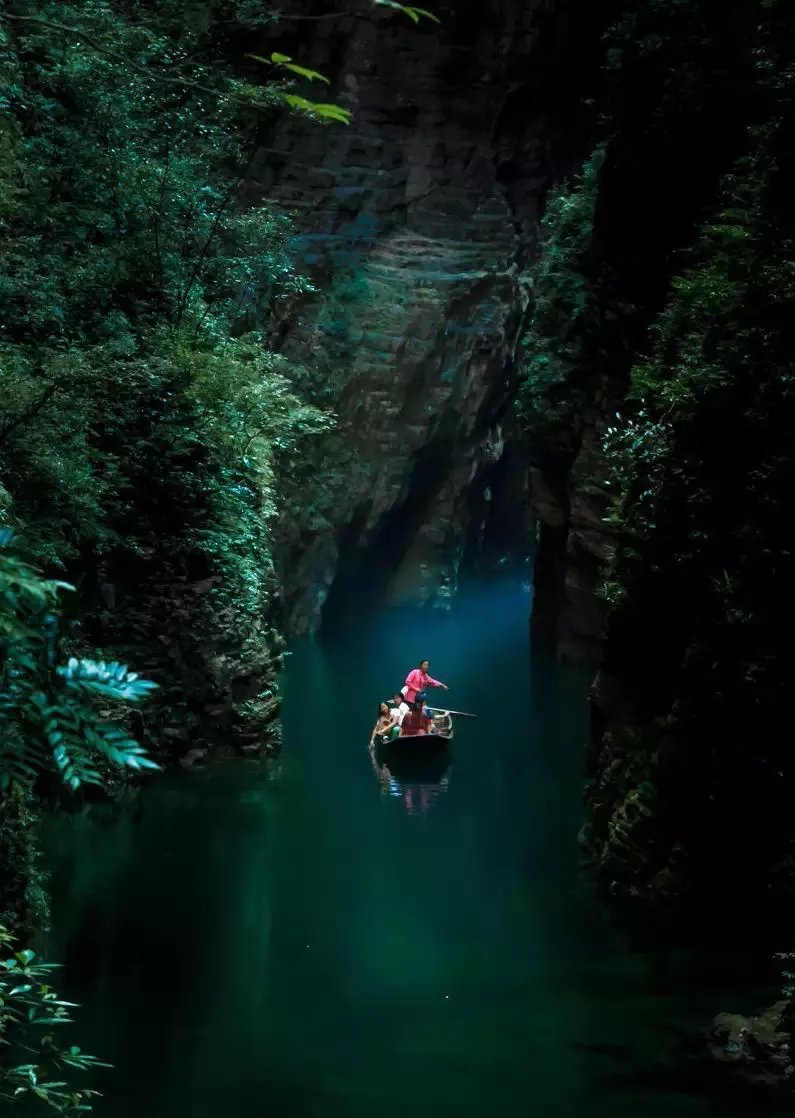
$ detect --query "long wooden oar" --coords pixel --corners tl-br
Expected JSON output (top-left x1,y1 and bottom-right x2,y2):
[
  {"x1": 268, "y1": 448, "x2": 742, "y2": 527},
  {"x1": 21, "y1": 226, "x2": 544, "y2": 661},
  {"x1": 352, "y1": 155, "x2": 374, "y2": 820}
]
[{"x1": 428, "y1": 708, "x2": 477, "y2": 718}]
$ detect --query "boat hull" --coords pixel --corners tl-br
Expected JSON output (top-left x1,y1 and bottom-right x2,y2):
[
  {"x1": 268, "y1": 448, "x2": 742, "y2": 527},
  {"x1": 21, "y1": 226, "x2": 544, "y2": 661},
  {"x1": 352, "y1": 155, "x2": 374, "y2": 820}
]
[{"x1": 375, "y1": 733, "x2": 451, "y2": 786}]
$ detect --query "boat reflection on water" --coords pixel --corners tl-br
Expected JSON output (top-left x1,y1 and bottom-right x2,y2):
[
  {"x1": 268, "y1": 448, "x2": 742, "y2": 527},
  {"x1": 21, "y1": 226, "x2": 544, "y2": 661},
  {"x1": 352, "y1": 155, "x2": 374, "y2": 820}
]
[{"x1": 368, "y1": 737, "x2": 451, "y2": 816}]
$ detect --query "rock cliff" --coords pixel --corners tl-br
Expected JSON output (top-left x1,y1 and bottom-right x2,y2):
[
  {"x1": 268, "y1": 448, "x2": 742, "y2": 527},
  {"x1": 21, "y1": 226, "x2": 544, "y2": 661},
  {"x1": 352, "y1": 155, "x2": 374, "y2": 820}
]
[
  {"x1": 77, "y1": 531, "x2": 286, "y2": 760},
  {"x1": 525, "y1": 383, "x2": 616, "y2": 664},
  {"x1": 251, "y1": 2, "x2": 550, "y2": 633}
]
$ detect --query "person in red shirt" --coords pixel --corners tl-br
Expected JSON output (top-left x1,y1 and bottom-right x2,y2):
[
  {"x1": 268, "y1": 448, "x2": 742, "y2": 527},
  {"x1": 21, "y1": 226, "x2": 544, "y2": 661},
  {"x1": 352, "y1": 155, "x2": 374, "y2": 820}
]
[{"x1": 400, "y1": 699, "x2": 431, "y2": 736}]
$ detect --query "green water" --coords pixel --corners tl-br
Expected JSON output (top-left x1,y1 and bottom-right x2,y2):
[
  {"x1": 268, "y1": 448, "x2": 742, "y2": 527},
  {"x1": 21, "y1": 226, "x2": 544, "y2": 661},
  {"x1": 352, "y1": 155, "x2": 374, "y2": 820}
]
[{"x1": 41, "y1": 578, "x2": 771, "y2": 1116}]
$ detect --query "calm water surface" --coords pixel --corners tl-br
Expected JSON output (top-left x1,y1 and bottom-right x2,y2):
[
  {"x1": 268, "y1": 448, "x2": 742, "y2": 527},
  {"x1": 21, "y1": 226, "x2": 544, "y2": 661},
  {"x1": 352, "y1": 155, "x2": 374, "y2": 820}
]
[{"x1": 41, "y1": 577, "x2": 772, "y2": 1116}]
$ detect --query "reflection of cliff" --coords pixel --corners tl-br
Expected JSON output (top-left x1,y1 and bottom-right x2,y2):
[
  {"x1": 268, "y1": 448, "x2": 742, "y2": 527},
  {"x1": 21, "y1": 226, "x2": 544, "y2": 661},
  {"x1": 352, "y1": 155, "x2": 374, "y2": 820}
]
[{"x1": 251, "y1": 5, "x2": 551, "y2": 633}]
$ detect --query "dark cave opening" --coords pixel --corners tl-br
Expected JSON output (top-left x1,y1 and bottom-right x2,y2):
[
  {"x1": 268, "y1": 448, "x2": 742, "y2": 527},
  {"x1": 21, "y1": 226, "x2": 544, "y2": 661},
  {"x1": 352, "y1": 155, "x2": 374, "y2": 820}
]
[
  {"x1": 320, "y1": 439, "x2": 459, "y2": 626},
  {"x1": 321, "y1": 434, "x2": 532, "y2": 628}
]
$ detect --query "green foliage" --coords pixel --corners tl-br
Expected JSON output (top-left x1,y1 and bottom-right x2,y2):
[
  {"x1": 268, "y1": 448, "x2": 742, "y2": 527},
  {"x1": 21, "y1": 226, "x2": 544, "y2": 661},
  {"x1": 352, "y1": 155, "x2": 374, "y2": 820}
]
[
  {"x1": 603, "y1": 123, "x2": 795, "y2": 607},
  {"x1": 0, "y1": 531, "x2": 155, "y2": 1108},
  {"x1": 0, "y1": 1, "x2": 334, "y2": 770},
  {"x1": 517, "y1": 149, "x2": 632, "y2": 463},
  {"x1": 246, "y1": 52, "x2": 353, "y2": 123},
  {"x1": 279, "y1": 93, "x2": 352, "y2": 124},
  {"x1": 0, "y1": 925, "x2": 107, "y2": 1113},
  {"x1": 519, "y1": 151, "x2": 604, "y2": 407},
  {"x1": 519, "y1": 0, "x2": 795, "y2": 934},
  {"x1": 0, "y1": 1, "x2": 329, "y2": 570},
  {"x1": 0, "y1": 789, "x2": 49, "y2": 937},
  {"x1": 0, "y1": 531, "x2": 158, "y2": 792},
  {"x1": 0, "y1": 0, "x2": 438, "y2": 603},
  {"x1": 585, "y1": 3, "x2": 795, "y2": 923},
  {"x1": 261, "y1": 52, "x2": 332, "y2": 85}
]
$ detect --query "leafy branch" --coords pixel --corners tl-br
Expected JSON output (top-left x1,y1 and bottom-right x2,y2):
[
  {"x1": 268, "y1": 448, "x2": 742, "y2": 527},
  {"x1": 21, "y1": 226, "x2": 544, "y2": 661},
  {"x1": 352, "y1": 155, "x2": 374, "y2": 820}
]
[
  {"x1": 0, "y1": 532, "x2": 158, "y2": 793},
  {"x1": 245, "y1": 52, "x2": 353, "y2": 124},
  {"x1": 0, "y1": 926, "x2": 109, "y2": 1113}
]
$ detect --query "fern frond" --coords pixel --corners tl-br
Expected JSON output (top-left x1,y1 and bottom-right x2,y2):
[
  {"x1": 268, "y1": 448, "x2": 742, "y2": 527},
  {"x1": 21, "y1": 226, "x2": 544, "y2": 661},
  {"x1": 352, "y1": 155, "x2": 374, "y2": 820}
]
[
  {"x1": 0, "y1": 532, "x2": 157, "y2": 791},
  {"x1": 83, "y1": 720, "x2": 160, "y2": 773},
  {"x1": 59, "y1": 658, "x2": 158, "y2": 702}
]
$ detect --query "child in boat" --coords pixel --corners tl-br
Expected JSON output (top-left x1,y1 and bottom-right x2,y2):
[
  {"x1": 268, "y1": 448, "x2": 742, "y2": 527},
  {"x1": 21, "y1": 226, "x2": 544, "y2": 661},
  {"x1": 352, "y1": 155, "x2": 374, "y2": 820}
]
[
  {"x1": 370, "y1": 701, "x2": 399, "y2": 746},
  {"x1": 388, "y1": 692, "x2": 410, "y2": 725},
  {"x1": 401, "y1": 659, "x2": 449, "y2": 705},
  {"x1": 400, "y1": 699, "x2": 431, "y2": 736}
]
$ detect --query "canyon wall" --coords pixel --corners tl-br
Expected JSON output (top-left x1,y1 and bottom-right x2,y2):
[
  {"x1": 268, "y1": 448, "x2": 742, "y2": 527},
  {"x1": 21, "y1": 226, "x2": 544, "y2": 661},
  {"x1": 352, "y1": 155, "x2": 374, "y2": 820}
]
[
  {"x1": 518, "y1": 0, "x2": 795, "y2": 975},
  {"x1": 252, "y1": 2, "x2": 551, "y2": 634},
  {"x1": 524, "y1": 386, "x2": 615, "y2": 664}
]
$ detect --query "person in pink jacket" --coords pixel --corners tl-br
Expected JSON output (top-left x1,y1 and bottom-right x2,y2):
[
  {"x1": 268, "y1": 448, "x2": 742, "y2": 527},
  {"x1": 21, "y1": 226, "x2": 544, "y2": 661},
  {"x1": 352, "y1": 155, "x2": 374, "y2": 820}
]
[{"x1": 401, "y1": 659, "x2": 448, "y2": 705}]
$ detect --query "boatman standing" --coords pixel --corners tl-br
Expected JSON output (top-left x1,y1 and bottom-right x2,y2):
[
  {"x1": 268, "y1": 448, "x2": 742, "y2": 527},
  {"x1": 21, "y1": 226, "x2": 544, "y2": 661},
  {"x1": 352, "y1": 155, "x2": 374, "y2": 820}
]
[{"x1": 401, "y1": 659, "x2": 448, "y2": 705}]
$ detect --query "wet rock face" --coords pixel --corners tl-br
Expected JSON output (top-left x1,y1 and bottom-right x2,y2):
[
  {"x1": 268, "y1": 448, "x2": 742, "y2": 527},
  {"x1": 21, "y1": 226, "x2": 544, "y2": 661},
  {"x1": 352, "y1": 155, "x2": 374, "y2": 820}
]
[
  {"x1": 83, "y1": 546, "x2": 284, "y2": 758},
  {"x1": 253, "y1": 3, "x2": 547, "y2": 633},
  {"x1": 528, "y1": 385, "x2": 617, "y2": 664}
]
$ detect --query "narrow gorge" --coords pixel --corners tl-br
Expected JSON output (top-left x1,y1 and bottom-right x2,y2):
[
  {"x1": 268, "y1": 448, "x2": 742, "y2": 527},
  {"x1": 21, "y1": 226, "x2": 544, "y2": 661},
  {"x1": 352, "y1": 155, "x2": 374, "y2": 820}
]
[{"x1": 1, "y1": 0, "x2": 794, "y2": 1111}]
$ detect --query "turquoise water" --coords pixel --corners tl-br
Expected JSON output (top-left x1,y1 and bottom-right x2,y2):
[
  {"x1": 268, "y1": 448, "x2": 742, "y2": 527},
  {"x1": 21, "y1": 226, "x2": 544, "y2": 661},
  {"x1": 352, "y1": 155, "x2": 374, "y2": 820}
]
[{"x1": 40, "y1": 577, "x2": 773, "y2": 1116}]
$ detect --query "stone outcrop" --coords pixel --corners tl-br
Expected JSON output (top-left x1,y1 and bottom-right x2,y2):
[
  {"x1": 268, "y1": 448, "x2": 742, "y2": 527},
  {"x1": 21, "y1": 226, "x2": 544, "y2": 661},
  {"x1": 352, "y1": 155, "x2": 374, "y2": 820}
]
[
  {"x1": 252, "y1": 3, "x2": 548, "y2": 633},
  {"x1": 707, "y1": 1002, "x2": 792, "y2": 1088},
  {"x1": 80, "y1": 542, "x2": 285, "y2": 759}
]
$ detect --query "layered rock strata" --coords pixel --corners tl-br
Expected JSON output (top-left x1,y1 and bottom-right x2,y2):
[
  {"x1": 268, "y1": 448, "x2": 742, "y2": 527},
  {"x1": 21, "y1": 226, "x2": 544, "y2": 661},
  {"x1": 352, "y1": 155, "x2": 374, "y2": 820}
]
[{"x1": 252, "y1": 3, "x2": 546, "y2": 633}]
